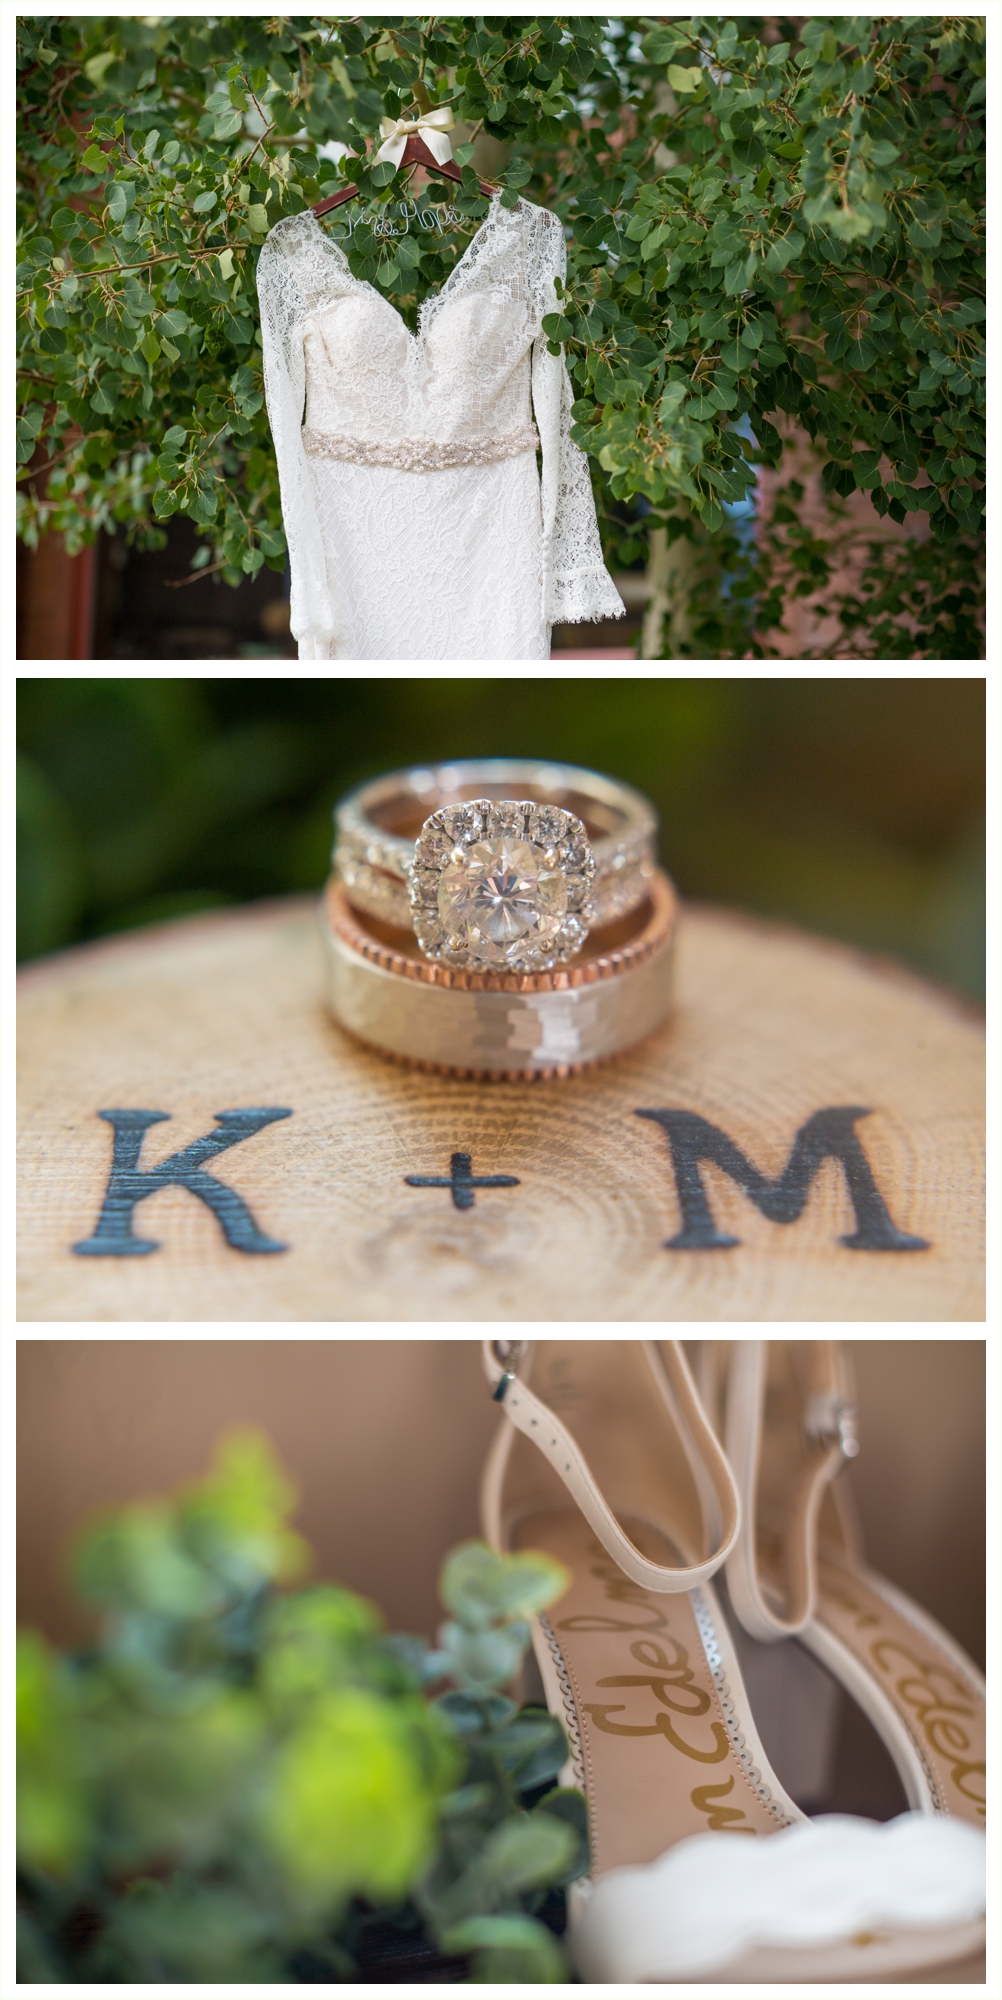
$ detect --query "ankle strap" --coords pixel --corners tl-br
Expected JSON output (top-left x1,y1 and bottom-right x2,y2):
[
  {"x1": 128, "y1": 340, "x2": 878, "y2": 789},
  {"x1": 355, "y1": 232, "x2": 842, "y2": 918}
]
[
  {"x1": 725, "y1": 1339, "x2": 857, "y2": 1641},
  {"x1": 481, "y1": 1340, "x2": 740, "y2": 1593}
]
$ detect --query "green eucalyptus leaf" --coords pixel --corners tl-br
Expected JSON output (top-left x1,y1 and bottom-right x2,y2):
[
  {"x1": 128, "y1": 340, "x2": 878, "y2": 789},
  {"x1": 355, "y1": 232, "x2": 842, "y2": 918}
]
[
  {"x1": 476, "y1": 1809, "x2": 577, "y2": 1893},
  {"x1": 439, "y1": 1543, "x2": 569, "y2": 1632},
  {"x1": 442, "y1": 1913, "x2": 566, "y2": 1983},
  {"x1": 437, "y1": 1620, "x2": 528, "y2": 1691}
]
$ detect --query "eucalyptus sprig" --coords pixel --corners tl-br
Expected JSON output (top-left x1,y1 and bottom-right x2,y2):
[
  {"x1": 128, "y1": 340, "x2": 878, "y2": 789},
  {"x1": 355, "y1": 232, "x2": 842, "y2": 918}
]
[
  {"x1": 17, "y1": 1432, "x2": 585, "y2": 1984},
  {"x1": 417, "y1": 1542, "x2": 585, "y2": 1983}
]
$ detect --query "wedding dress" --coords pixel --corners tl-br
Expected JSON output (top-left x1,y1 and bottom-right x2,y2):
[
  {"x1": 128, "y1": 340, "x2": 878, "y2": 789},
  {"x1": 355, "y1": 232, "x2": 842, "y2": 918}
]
[{"x1": 256, "y1": 194, "x2": 625, "y2": 660}]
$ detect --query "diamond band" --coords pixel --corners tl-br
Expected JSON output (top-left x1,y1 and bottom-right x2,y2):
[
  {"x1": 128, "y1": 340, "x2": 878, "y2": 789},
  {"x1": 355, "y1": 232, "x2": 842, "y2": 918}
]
[
  {"x1": 408, "y1": 799, "x2": 596, "y2": 972},
  {"x1": 333, "y1": 760, "x2": 659, "y2": 948}
]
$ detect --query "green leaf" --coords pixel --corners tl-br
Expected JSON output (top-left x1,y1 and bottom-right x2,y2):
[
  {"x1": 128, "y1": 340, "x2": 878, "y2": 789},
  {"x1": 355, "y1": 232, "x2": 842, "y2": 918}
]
[
  {"x1": 16, "y1": 422, "x2": 42, "y2": 465},
  {"x1": 439, "y1": 1543, "x2": 569, "y2": 1631},
  {"x1": 641, "y1": 222, "x2": 671, "y2": 261},
  {"x1": 668, "y1": 65, "x2": 703, "y2": 94},
  {"x1": 190, "y1": 488, "x2": 218, "y2": 523},
  {"x1": 437, "y1": 1620, "x2": 527, "y2": 1691},
  {"x1": 90, "y1": 381, "x2": 118, "y2": 415},
  {"x1": 441, "y1": 1914, "x2": 566, "y2": 1984},
  {"x1": 642, "y1": 29, "x2": 683, "y2": 63},
  {"x1": 476, "y1": 1811, "x2": 577, "y2": 1895},
  {"x1": 262, "y1": 1686, "x2": 457, "y2": 1901},
  {"x1": 492, "y1": 1710, "x2": 568, "y2": 1789},
  {"x1": 718, "y1": 339, "x2": 749, "y2": 373},
  {"x1": 395, "y1": 233, "x2": 421, "y2": 269},
  {"x1": 83, "y1": 50, "x2": 118, "y2": 89},
  {"x1": 106, "y1": 180, "x2": 135, "y2": 223},
  {"x1": 247, "y1": 204, "x2": 269, "y2": 234},
  {"x1": 81, "y1": 143, "x2": 107, "y2": 173},
  {"x1": 162, "y1": 139, "x2": 180, "y2": 167},
  {"x1": 214, "y1": 109, "x2": 243, "y2": 141},
  {"x1": 19, "y1": 396, "x2": 48, "y2": 435},
  {"x1": 192, "y1": 190, "x2": 218, "y2": 215},
  {"x1": 535, "y1": 1785, "x2": 588, "y2": 1852}
]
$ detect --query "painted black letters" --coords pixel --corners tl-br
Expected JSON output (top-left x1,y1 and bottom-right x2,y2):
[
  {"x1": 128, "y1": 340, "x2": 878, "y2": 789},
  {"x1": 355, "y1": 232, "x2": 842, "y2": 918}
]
[
  {"x1": 73, "y1": 1107, "x2": 293, "y2": 1257},
  {"x1": 636, "y1": 1105, "x2": 929, "y2": 1251}
]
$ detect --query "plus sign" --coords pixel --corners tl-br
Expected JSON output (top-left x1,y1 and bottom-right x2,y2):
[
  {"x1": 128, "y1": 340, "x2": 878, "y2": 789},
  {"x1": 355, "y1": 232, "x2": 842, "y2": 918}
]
[{"x1": 404, "y1": 1151, "x2": 521, "y2": 1212}]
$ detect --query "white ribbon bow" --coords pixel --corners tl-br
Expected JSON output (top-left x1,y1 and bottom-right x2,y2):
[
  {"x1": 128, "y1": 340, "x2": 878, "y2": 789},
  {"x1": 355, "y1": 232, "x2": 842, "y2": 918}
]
[{"x1": 376, "y1": 106, "x2": 455, "y2": 170}]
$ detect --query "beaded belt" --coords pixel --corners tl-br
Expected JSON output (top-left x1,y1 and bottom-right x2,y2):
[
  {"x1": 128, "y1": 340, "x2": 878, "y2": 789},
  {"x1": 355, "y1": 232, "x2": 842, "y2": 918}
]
[{"x1": 301, "y1": 425, "x2": 539, "y2": 472}]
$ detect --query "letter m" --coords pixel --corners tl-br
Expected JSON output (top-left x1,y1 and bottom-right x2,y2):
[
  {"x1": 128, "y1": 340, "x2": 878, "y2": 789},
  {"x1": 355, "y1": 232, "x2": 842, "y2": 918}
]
[
  {"x1": 636, "y1": 1106, "x2": 928, "y2": 1251},
  {"x1": 73, "y1": 1108, "x2": 293, "y2": 1256}
]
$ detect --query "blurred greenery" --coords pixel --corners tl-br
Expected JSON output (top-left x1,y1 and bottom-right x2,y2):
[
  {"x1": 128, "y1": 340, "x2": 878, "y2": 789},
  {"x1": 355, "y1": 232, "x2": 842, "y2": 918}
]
[
  {"x1": 17, "y1": 676, "x2": 985, "y2": 999},
  {"x1": 18, "y1": 1430, "x2": 584, "y2": 1984}
]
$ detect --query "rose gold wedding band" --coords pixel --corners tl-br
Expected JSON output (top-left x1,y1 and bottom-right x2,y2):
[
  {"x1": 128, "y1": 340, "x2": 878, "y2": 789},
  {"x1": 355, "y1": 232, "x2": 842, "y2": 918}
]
[{"x1": 322, "y1": 872, "x2": 677, "y2": 1079}]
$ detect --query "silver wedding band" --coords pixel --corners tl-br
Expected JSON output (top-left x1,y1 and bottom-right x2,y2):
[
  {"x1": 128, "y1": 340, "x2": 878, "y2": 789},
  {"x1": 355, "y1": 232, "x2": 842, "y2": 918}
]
[{"x1": 333, "y1": 759, "x2": 659, "y2": 934}]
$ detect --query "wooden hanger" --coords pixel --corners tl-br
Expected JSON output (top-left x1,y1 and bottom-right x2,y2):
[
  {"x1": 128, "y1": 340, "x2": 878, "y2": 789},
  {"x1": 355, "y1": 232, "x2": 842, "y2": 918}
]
[{"x1": 313, "y1": 131, "x2": 497, "y2": 218}]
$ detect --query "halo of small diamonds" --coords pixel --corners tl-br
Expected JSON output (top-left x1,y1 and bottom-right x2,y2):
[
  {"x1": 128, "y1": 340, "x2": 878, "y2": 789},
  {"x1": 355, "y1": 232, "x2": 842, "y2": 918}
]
[{"x1": 407, "y1": 799, "x2": 596, "y2": 971}]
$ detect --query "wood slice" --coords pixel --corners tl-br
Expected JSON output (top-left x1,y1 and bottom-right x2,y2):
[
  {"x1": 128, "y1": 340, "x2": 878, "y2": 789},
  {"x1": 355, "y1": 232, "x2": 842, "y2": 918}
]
[{"x1": 17, "y1": 897, "x2": 984, "y2": 1322}]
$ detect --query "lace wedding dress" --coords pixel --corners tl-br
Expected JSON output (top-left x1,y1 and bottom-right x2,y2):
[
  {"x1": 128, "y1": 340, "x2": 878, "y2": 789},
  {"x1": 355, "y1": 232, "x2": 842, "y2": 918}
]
[{"x1": 256, "y1": 194, "x2": 625, "y2": 660}]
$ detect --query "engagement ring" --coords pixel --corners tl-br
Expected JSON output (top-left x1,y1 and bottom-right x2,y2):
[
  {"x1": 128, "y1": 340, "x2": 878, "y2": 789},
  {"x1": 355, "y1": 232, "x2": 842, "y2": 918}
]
[
  {"x1": 333, "y1": 760, "x2": 658, "y2": 972},
  {"x1": 325, "y1": 761, "x2": 674, "y2": 1077}
]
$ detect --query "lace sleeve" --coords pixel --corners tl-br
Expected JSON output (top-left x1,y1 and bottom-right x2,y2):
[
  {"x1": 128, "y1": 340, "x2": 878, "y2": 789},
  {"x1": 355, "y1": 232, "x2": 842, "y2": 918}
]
[
  {"x1": 256, "y1": 220, "x2": 336, "y2": 660},
  {"x1": 529, "y1": 210, "x2": 625, "y2": 629}
]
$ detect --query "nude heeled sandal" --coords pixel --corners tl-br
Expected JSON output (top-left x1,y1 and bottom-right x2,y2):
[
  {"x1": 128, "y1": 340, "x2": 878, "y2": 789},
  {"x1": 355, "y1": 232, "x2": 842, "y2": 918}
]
[
  {"x1": 482, "y1": 1339, "x2": 986, "y2": 1983},
  {"x1": 714, "y1": 1339, "x2": 987, "y2": 1831}
]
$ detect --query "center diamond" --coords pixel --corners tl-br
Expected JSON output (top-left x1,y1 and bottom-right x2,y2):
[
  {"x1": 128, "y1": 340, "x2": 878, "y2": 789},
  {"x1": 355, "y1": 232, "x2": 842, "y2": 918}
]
[
  {"x1": 409, "y1": 799, "x2": 596, "y2": 972},
  {"x1": 438, "y1": 836, "x2": 567, "y2": 962}
]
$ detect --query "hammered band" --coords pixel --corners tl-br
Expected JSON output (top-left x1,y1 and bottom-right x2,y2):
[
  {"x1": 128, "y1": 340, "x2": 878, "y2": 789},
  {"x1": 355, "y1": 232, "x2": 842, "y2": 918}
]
[
  {"x1": 323, "y1": 870, "x2": 676, "y2": 1078},
  {"x1": 333, "y1": 760, "x2": 659, "y2": 934}
]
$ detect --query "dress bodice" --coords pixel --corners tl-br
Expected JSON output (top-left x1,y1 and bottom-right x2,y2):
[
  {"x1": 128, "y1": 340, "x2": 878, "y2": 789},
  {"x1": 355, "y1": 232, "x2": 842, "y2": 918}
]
[{"x1": 301, "y1": 286, "x2": 536, "y2": 443}]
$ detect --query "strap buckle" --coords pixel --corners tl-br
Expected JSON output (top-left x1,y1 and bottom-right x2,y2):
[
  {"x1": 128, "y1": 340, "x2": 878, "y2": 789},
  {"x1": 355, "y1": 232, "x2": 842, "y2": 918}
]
[
  {"x1": 490, "y1": 1339, "x2": 526, "y2": 1401},
  {"x1": 804, "y1": 1393, "x2": 860, "y2": 1459}
]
